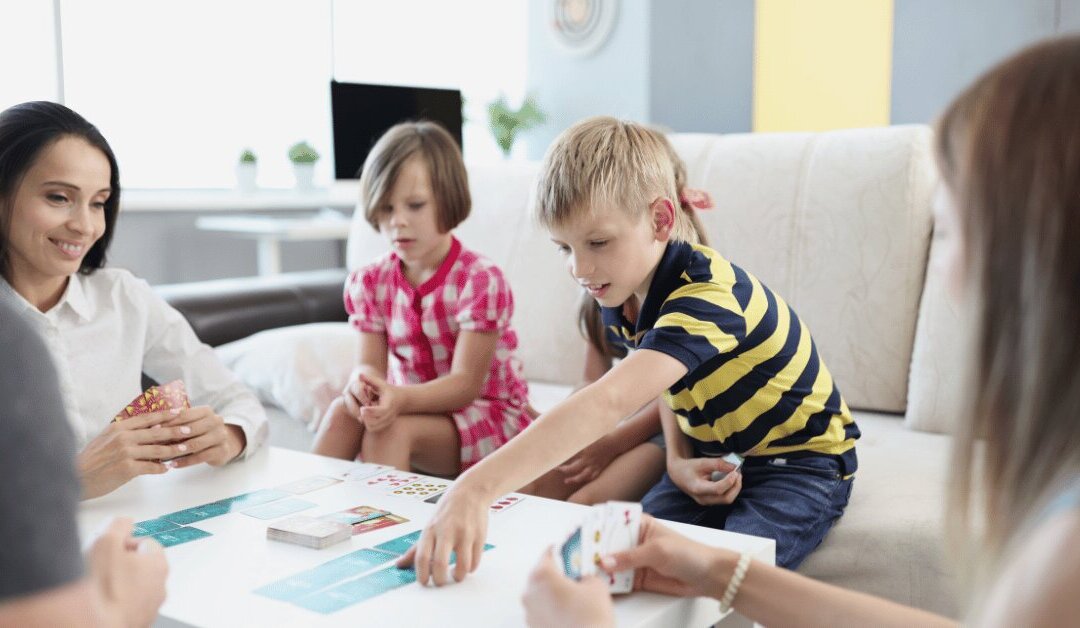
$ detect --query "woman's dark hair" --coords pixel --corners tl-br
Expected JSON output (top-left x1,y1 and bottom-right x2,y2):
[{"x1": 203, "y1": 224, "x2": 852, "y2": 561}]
[{"x1": 0, "y1": 101, "x2": 121, "y2": 278}]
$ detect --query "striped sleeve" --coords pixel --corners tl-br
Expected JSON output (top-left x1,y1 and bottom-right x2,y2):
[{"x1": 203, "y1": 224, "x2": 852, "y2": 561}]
[{"x1": 638, "y1": 283, "x2": 744, "y2": 372}]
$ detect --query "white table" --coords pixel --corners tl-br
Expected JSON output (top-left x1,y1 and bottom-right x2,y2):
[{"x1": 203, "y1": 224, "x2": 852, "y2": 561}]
[
  {"x1": 78, "y1": 447, "x2": 774, "y2": 627},
  {"x1": 195, "y1": 213, "x2": 353, "y2": 276}
]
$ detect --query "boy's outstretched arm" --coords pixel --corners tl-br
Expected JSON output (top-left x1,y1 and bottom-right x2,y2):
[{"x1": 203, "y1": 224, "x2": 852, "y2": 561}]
[{"x1": 399, "y1": 348, "x2": 688, "y2": 586}]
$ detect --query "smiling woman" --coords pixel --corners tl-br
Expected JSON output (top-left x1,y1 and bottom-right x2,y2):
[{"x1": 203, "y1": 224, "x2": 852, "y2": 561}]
[{"x1": 0, "y1": 101, "x2": 268, "y2": 499}]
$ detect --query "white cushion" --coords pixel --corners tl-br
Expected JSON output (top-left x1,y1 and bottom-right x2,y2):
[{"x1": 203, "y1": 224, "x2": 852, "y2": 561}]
[
  {"x1": 905, "y1": 236, "x2": 966, "y2": 434},
  {"x1": 215, "y1": 322, "x2": 355, "y2": 429},
  {"x1": 797, "y1": 411, "x2": 958, "y2": 617},
  {"x1": 669, "y1": 126, "x2": 938, "y2": 413}
]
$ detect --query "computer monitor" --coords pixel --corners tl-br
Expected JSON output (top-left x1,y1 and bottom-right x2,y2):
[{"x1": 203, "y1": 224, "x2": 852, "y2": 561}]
[{"x1": 330, "y1": 80, "x2": 463, "y2": 180}]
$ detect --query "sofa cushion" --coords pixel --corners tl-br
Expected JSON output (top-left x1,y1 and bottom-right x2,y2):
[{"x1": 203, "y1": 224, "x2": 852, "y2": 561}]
[
  {"x1": 797, "y1": 410, "x2": 958, "y2": 617},
  {"x1": 669, "y1": 127, "x2": 938, "y2": 413},
  {"x1": 905, "y1": 237, "x2": 965, "y2": 434},
  {"x1": 215, "y1": 322, "x2": 356, "y2": 428}
]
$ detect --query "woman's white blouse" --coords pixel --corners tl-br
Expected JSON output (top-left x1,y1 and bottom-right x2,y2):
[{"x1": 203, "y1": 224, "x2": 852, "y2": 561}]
[{"x1": 0, "y1": 269, "x2": 268, "y2": 457}]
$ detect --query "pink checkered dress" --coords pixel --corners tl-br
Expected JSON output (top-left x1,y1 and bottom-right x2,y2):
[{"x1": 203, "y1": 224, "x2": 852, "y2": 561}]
[{"x1": 344, "y1": 237, "x2": 532, "y2": 470}]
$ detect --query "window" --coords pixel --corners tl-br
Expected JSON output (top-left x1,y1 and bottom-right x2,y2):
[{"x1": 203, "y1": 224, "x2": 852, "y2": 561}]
[{"x1": 0, "y1": 0, "x2": 59, "y2": 111}]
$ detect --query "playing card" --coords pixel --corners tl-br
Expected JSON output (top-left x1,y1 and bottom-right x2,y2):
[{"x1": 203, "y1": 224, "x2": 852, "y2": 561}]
[
  {"x1": 254, "y1": 548, "x2": 397, "y2": 603},
  {"x1": 372, "y1": 530, "x2": 423, "y2": 556},
  {"x1": 132, "y1": 518, "x2": 181, "y2": 537},
  {"x1": 161, "y1": 501, "x2": 231, "y2": 525},
  {"x1": 338, "y1": 462, "x2": 394, "y2": 481},
  {"x1": 489, "y1": 493, "x2": 526, "y2": 515},
  {"x1": 385, "y1": 478, "x2": 450, "y2": 500},
  {"x1": 362, "y1": 471, "x2": 421, "y2": 490},
  {"x1": 319, "y1": 505, "x2": 390, "y2": 526},
  {"x1": 112, "y1": 379, "x2": 190, "y2": 422},
  {"x1": 293, "y1": 565, "x2": 417, "y2": 614},
  {"x1": 424, "y1": 492, "x2": 445, "y2": 504},
  {"x1": 276, "y1": 475, "x2": 342, "y2": 495},
  {"x1": 266, "y1": 515, "x2": 352, "y2": 549},
  {"x1": 351, "y1": 513, "x2": 408, "y2": 535},
  {"x1": 557, "y1": 501, "x2": 641, "y2": 593},
  {"x1": 223, "y1": 488, "x2": 290, "y2": 511},
  {"x1": 242, "y1": 498, "x2": 316, "y2": 520},
  {"x1": 148, "y1": 525, "x2": 212, "y2": 548}
]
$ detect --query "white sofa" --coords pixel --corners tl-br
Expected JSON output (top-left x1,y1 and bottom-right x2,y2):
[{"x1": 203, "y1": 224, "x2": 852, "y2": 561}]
[{"x1": 219, "y1": 125, "x2": 963, "y2": 617}]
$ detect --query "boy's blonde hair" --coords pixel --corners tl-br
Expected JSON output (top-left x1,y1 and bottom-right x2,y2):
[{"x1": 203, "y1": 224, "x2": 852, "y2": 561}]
[
  {"x1": 535, "y1": 116, "x2": 697, "y2": 242},
  {"x1": 359, "y1": 121, "x2": 470, "y2": 232}
]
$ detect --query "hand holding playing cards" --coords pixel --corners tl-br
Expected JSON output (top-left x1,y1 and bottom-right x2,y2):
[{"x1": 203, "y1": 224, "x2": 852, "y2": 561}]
[
  {"x1": 355, "y1": 372, "x2": 405, "y2": 432},
  {"x1": 601, "y1": 514, "x2": 736, "y2": 599},
  {"x1": 78, "y1": 410, "x2": 192, "y2": 499},
  {"x1": 522, "y1": 550, "x2": 615, "y2": 628},
  {"x1": 86, "y1": 517, "x2": 168, "y2": 628},
  {"x1": 397, "y1": 484, "x2": 488, "y2": 586},
  {"x1": 558, "y1": 436, "x2": 621, "y2": 486},
  {"x1": 160, "y1": 406, "x2": 246, "y2": 468},
  {"x1": 668, "y1": 456, "x2": 742, "y2": 506}
]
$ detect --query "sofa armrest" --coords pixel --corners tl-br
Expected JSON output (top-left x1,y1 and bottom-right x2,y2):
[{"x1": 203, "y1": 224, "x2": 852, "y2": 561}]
[{"x1": 154, "y1": 269, "x2": 349, "y2": 347}]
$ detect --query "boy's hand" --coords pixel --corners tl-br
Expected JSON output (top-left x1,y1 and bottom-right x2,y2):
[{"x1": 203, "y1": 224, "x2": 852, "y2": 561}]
[
  {"x1": 667, "y1": 456, "x2": 742, "y2": 506},
  {"x1": 523, "y1": 549, "x2": 614, "y2": 627},
  {"x1": 396, "y1": 483, "x2": 489, "y2": 586},
  {"x1": 357, "y1": 372, "x2": 404, "y2": 432},
  {"x1": 558, "y1": 436, "x2": 620, "y2": 486}
]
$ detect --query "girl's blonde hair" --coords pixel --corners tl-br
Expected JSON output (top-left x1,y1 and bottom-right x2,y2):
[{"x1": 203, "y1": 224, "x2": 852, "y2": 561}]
[
  {"x1": 936, "y1": 34, "x2": 1080, "y2": 600},
  {"x1": 359, "y1": 121, "x2": 470, "y2": 232},
  {"x1": 535, "y1": 116, "x2": 699, "y2": 242}
]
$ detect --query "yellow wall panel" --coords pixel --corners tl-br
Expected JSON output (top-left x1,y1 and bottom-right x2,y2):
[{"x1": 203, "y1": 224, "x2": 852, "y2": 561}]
[{"x1": 754, "y1": 0, "x2": 893, "y2": 132}]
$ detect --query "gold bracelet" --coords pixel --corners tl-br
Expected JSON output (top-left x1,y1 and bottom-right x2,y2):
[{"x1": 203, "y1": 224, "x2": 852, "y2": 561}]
[{"x1": 719, "y1": 551, "x2": 752, "y2": 615}]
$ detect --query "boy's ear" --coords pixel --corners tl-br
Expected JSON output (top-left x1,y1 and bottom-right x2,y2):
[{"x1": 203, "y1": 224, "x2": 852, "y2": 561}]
[{"x1": 649, "y1": 198, "x2": 677, "y2": 241}]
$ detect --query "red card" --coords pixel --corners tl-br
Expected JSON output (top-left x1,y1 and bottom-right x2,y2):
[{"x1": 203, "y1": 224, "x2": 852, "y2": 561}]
[{"x1": 112, "y1": 379, "x2": 191, "y2": 422}]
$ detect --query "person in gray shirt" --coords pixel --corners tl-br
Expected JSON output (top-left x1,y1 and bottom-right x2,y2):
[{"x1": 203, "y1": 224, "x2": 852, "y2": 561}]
[{"x1": 0, "y1": 298, "x2": 167, "y2": 625}]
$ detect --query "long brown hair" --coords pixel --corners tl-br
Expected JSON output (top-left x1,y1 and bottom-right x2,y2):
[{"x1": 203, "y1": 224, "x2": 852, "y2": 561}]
[
  {"x1": 578, "y1": 129, "x2": 711, "y2": 358},
  {"x1": 937, "y1": 35, "x2": 1080, "y2": 593}
]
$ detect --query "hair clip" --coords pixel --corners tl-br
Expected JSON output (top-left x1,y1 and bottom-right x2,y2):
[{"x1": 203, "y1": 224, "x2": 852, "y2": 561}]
[{"x1": 679, "y1": 188, "x2": 715, "y2": 210}]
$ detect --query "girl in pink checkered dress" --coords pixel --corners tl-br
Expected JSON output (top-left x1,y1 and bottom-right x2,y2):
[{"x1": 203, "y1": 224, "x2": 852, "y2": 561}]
[{"x1": 313, "y1": 122, "x2": 531, "y2": 474}]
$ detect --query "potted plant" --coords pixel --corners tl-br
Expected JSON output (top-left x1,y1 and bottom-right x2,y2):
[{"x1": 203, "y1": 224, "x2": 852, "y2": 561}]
[
  {"x1": 287, "y1": 141, "x2": 320, "y2": 190},
  {"x1": 487, "y1": 94, "x2": 545, "y2": 158},
  {"x1": 236, "y1": 148, "x2": 257, "y2": 193}
]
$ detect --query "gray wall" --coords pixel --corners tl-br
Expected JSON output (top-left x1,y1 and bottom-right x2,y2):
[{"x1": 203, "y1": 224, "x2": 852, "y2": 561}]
[
  {"x1": 648, "y1": 0, "x2": 754, "y2": 134},
  {"x1": 524, "y1": 0, "x2": 651, "y2": 159},
  {"x1": 891, "y1": 0, "x2": 1079, "y2": 124},
  {"x1": 109, "y1": 211, "x2": 344, "y2": 285}
]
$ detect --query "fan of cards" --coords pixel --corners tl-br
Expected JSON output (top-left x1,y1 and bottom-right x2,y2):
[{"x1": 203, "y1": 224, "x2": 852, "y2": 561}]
[
  {"x1": 555, "y1": 501, "x2": 642, "y2": 593},
  {"x1": 112, "y1": 379, "x2": 191, "y2": 422}
]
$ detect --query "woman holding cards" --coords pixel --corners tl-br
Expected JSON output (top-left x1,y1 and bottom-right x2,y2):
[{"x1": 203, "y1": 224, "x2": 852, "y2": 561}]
[
  {"x1": 523, "y1": 35, "x2": 1080, "y2": 628},
  {"x1": 0, "y1": 101, "x2": 268, "y2": 499}
]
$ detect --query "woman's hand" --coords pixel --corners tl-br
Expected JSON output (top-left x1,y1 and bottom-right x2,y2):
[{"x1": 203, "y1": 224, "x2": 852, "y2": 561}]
[
  {"x1": 161, "y1": 406, "x2": 246, "y2": 468},
  {"x1": 355, "y1": 372, "x2": 406, "y2": 432},
  {"x1": 78, "y1": 410, "x2": 190, "y2": 499},
  {"x1": 558, "y1": 436, "x2": 621, "y2": 486},
  {"x1": 522, "y1": 549, "x2": 614, "y2": 628},
  {"x1": 86, "y1": 517, "x2": 168, "y2": 628},
  {"x1": 396, "y1": 483, "x2": 490, "y2": 586},
  {"x1": 602, "y1": 514, "x2": 735, "y2": 599},
  {"x1": 667, "y1": 456, "x2": 742, "y2": 506}
]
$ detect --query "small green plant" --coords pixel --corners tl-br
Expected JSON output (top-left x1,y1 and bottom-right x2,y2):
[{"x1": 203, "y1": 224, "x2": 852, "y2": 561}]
[
  {"x1": 287, "y1": 141, "x2": 320, "y2": 164},
  {"x1": 487, "y1": 94, "x2": 545, "y2": 157},
  {"x1": 239, "y1": 148, "x2": 257, "y2": 164}
]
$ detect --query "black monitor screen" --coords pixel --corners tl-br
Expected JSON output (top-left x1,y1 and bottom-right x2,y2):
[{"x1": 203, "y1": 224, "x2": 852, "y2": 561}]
[{"x1": 330, "y1": 81, "x2": 463, "y2": 180}]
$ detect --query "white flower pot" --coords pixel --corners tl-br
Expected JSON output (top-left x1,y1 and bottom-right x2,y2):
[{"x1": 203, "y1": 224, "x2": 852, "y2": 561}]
[
  {"x1": 292, "y1": 162, "x2": 315, "y2": 191},
  {"x1": 235, "y1": 163, "x2": 257, "y2": 193}
]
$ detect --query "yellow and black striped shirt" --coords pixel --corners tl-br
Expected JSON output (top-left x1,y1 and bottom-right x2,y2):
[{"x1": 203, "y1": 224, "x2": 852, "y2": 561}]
[{"x1": 602, "y1": 241, "x2": 859, "y2": 474}]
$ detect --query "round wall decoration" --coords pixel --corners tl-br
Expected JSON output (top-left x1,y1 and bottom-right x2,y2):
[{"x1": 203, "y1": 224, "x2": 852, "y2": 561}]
[{"x1": 548, "y1": 0, "x2": 618, "y2": 58}]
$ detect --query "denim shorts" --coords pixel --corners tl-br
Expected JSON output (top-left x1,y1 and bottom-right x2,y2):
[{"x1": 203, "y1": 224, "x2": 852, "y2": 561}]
[{"x1": 642, "y1": 454, "x2": 854, "y2": 569}]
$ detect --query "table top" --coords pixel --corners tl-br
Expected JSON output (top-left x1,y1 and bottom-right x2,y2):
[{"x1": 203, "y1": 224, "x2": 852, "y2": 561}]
[{"x1": 78, "y1": 447, "x2": 774, "y2": 628}]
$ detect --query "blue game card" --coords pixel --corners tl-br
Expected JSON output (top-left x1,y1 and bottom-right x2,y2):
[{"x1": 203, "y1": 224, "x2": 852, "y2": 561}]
[
  {"x1": 254, "y1": 548, "x2": 398, "y2": 603},
  {"x1": 293, "y1": 566, "x2": 418, "y2": 614},
  {"x1": 224, "y1": 489, "x2": 290, "y2": 511},
  {"x1": 161, "y1": 501, "x2": 230, "y2": 525},
  {"x1": 149, "y1": 526, "x2": 212, "y2": 548},
  {"x1": 242, "y1": 498, "x2": 316, "y2": 520},
  {"x1": 132, "y1": 518, "x2": 181, "y2": 537},
  {"x1": 372, "y1": 530, "x2": 423, "y2": 556}
]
